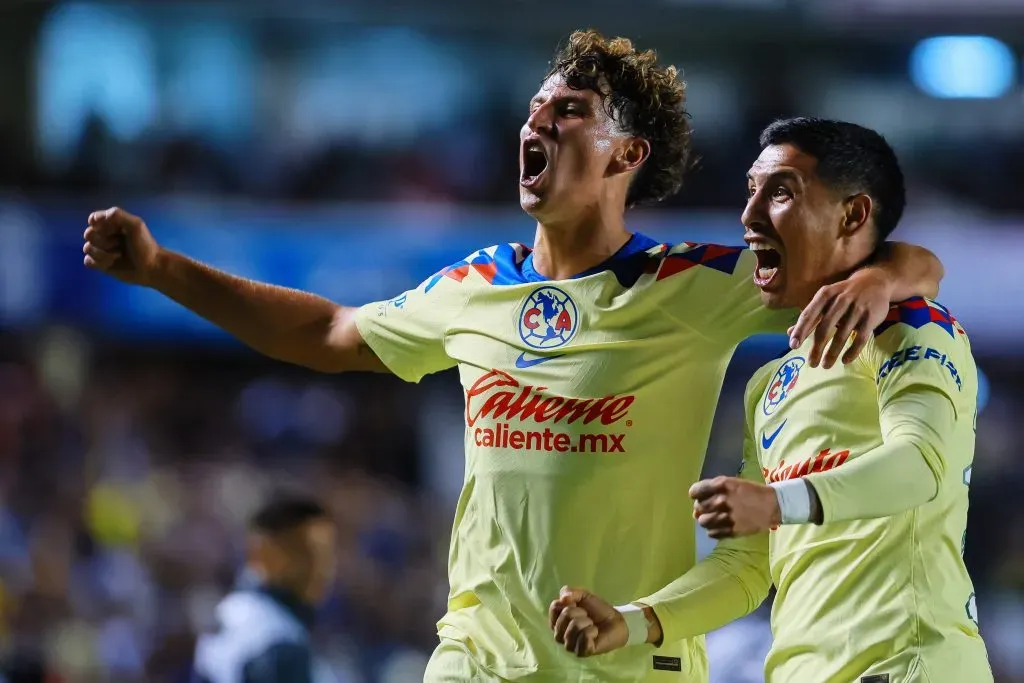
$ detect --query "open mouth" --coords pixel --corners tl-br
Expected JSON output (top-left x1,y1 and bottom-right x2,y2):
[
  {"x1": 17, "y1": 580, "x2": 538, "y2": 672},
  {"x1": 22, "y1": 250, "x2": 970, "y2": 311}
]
[
  {"x1": 749, "y1": 242, "x2": 783, "y2": 288},
  {"x1": 520, "y1": 139, "x2": 549, "y2": 188}
]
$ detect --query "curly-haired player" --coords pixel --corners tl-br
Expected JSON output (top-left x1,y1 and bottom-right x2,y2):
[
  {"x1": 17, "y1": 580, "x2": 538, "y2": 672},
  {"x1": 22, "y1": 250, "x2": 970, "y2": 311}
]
[{"x1": 84, "y1": 31, "x2": 943, "y2": 682}]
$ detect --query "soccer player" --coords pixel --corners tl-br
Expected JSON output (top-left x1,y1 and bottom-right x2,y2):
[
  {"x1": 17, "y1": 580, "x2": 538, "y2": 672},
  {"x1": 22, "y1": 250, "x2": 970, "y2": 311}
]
[
  {"x1": 550, "y1": 118, "x2": 992, "y2": 683},
  {"x1": 84, "y1": 32, "x2": 943, "y2": 682},
  {"x1": 193, "y1": 494, "x2": 338, "y2": 683}
]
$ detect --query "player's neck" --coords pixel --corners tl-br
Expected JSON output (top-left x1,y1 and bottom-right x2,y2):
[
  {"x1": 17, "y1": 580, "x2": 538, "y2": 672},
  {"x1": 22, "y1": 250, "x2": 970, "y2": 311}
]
[
  {"x1": 795, "y1": 245, "x2": 877, "y2": 309},
  {"x1": 531, "y1": 214, "x2": 632, "y2": 280}
]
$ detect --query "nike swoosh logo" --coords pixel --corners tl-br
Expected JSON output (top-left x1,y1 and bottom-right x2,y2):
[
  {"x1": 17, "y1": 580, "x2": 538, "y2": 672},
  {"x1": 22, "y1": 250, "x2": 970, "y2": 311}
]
[
  {"x1": 515, "y1": 352, "x2": 564, "y2": 369},
  {"x1": 761, "y1": 420, "x2": 787, "y2": 449}
]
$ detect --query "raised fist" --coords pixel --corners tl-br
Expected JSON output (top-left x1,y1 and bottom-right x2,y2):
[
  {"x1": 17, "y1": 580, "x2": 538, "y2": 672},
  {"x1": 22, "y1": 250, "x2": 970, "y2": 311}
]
[
  {"x1": 83, "y1": 207, "x2": 161, "y2": 286},
  {"x1": 690, "y1": 476, "x2": 782, "y2": 539}
]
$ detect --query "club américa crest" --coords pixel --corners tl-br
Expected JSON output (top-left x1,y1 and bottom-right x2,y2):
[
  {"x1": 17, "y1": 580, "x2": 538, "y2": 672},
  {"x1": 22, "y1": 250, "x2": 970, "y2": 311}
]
[
  {"x1": 763, "y1": 357, "x2": 806, "y2": 416},
  {"x1": 518, "y1": 286, "x2": 579, "y2": 350}
]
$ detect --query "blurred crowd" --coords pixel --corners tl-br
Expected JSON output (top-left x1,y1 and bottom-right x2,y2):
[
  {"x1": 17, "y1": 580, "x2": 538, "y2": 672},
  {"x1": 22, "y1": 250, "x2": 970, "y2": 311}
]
[
  {"x1": 1, "y1": 6, "x2": 1022, "y2": 682},
  {"x1": 1, "y1": 329, "x2": 1022, "y2": 683},
  {"x1": 0, "y1": 331, "x2": 447, "y2": 683},
  {"x1": 5, "y1": 107, "x2": 1023, "y2": 215},
  {"x1": 1, "y1": 4, "x2": 1022, "y2": 215}
]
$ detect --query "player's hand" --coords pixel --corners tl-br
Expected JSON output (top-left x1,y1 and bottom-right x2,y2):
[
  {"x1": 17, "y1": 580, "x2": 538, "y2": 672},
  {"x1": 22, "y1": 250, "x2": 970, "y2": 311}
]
[
  {"x1": 83, "y1": 207, "x2": 162, "y2": 286},
  {"x1": 787, "y1": 266, "x2": 893, "y2": 369},
  {"x1": 690, "y1": 476, "x2": 780, "y2": 539},
  {"x1": 549, "y1": 586, "x2": 628, "y2": 657}
]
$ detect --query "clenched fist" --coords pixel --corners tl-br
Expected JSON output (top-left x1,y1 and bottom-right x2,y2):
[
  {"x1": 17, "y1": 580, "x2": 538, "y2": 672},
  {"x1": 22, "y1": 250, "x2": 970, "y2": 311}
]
[
  {"x1": 549, "y1": 586, "x2": 631, "y2": 657},
  {"x1": 689, "y1": 476, "x2": 782, "y2": 539},
  {"x1": 83, "y1": 207, "x2": 161, "y2": 286}
]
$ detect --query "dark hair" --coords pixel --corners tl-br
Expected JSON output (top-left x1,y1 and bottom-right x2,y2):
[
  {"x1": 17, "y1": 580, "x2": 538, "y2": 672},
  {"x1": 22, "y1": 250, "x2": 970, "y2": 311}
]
[
  {"x1": 249, "y1": 494, "x2": 328, "y2": 534},
  {"x1": 758, "y1": 117, "x2": 906, "y2": 241},
  {"x1": 546, "y1": 30, "x2": 694, "y2": 208}
]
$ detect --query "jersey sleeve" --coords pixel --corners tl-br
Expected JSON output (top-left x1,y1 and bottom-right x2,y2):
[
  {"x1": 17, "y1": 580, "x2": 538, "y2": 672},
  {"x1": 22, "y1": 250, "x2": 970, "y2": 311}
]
[
  {"x1": 354, "y1": 255, "x2": 476, "y2": 383},
  {"x1": 868, "y1": 299, "x2": 971, "y2": 414},
  {"x1": 657, "y1": 244, "x2": 795, "y2": 345},
  {"x1": 805, "y1": 299, "x2": 974, "y2": 523},
  {"x1": 636, "y1": 370, "x2": 774, "y2": 643}
]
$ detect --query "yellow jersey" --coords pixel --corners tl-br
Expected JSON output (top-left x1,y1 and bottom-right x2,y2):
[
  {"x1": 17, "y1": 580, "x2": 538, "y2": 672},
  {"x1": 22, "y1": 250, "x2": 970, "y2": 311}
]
[
  {"x1": 356, "y1": 235, "x2": 792, "y2": 682},
  {"x1": 745, "y1": 297, "x2": 992, "y2": 683}
]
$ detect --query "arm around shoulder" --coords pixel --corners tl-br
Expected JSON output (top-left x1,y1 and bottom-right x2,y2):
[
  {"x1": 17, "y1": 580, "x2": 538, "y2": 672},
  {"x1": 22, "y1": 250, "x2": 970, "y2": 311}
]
[{"x1": 872, "y1": 241, "x2": 943, "y2": 301}]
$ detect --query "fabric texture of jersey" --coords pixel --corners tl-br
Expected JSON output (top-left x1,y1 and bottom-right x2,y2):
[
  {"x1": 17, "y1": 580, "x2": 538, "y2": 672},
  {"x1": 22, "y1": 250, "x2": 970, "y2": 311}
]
[
  {"x1": 743, "y1": 297, "x2": 992, "y2": 683},
  {"x1": 355, "y1": 234, "x2": 792, "y2": 682}
]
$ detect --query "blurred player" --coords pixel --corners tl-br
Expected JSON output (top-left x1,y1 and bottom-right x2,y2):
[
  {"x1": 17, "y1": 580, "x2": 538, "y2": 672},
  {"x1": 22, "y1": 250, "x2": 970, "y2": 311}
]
[
  {"x1": 85, "y1": 31, "x2": 944, "y2": 682},
  {"x1": 550, "y1": 118, "x2": 992, "y2": 682},
  {"x1": 192, "y1": 495, "x2": 337, "y2": 683}
]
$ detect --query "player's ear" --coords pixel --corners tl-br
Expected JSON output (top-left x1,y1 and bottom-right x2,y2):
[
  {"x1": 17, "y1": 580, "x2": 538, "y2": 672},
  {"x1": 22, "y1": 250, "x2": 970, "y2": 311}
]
[
  {"x1": 610, "y1": 137, "x2": 650, "y2": 176},
  {"x1": 841, "y1": 193, "x2": 873, "y2": 237}
]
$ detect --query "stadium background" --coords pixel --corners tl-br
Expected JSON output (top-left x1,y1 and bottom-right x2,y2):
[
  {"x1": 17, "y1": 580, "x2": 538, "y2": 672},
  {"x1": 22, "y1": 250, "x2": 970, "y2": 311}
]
[{"x1": 0, "y1": 1, "x2": 1022, "y2": 681}]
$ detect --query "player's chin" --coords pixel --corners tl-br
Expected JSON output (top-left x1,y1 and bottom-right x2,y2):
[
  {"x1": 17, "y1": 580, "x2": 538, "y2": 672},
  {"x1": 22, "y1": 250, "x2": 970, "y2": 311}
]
[
  {"x1": 759, "y1": 289, "x2": 790, "y2": 310},
  {"x1": 519, "y1": 187, "x2": 551, "y2": 217},
  {"x1": 754, "y1": 270, "x2": 790, "y2": 309}
]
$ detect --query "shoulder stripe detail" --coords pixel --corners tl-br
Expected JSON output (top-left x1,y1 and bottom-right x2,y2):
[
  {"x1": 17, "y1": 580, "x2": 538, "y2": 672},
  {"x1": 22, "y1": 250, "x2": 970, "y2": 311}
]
[
  {"x1": 873, "y1": 297, "x2": 965, "y2": 339},
  {"x1": 423, "y1": 243, "x2": 531, "y2": 292},
  {"x1": 656, "y1": 243, "x2": 744, "y2": 281}
]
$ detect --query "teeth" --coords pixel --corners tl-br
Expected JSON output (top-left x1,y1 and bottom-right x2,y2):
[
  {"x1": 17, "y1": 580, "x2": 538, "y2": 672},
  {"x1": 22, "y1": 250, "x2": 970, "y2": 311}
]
[{"x1": 749, "y1": 243, "x2": 777, "y2": 252}]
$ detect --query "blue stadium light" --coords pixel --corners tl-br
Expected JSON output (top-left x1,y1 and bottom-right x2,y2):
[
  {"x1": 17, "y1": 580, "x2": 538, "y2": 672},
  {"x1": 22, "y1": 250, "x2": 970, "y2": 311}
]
[{"x1": 910, "y1": 36, "x2": 1016, "y2": 99}]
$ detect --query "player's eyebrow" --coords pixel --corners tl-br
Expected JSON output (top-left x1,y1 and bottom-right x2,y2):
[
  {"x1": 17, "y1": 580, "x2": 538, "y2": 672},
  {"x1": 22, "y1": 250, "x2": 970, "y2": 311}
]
[
  {"x1": 746, "y1": 169, "x2": 802, "y2": 186},
  {"x1": 528, "y1": 94, "x2": 591, "y2": 111}
]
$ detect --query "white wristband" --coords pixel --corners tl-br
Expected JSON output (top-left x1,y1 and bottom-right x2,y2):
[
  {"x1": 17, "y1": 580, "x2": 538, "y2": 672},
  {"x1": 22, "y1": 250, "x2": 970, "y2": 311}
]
[
  {"x1": 615, "y1": 603, "x2": 649, "y2": 647},
  {"x1": 770, "y1": 479, "x2": 812, "y2": 524}
]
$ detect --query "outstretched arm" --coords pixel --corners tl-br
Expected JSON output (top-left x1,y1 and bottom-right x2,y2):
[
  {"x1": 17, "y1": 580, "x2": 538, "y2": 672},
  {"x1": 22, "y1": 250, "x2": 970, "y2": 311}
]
[
  {"x1": 84, "y1": 208, "x2": 386, "y2": 373},
  {"x1": 148, "y1": 250, "x2": 383, "y2": 373}
]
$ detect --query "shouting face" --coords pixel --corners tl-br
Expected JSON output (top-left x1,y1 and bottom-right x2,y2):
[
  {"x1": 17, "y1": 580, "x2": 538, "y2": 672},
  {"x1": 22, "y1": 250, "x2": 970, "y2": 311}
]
[{"x1": 519, "y1": 74, "x2": 646, "y2": 224}]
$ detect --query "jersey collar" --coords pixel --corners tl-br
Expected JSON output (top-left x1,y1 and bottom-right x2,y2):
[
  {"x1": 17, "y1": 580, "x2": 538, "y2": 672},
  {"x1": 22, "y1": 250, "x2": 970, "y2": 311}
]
[{"x1": 520, "y1": 232, "x2": 661, "y2": 283}]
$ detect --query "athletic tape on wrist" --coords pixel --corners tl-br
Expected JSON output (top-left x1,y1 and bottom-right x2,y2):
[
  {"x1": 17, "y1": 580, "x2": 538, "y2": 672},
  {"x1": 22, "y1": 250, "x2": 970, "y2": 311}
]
[
  {"x1": 770, "y1": 479, "x2": 812, "y2": 524},
  {"x1": 615, "y1": 603, "x2": 648, "y2": 647}
]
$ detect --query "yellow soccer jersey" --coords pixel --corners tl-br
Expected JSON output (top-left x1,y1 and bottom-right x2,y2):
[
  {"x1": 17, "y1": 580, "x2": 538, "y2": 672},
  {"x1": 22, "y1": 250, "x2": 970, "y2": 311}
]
[
  {"x1": 744, "y1": 297, "x2": 992, "y2": 683},
  {"x1": 355, "y1": 234, "x2": 793, "y2": 682}
]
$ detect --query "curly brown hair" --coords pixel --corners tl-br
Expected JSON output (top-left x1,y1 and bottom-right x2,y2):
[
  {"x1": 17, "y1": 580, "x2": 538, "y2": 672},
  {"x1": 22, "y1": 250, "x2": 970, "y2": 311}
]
[{"x1": 545, "y1": 30, "x2": 694, "y2": 208}]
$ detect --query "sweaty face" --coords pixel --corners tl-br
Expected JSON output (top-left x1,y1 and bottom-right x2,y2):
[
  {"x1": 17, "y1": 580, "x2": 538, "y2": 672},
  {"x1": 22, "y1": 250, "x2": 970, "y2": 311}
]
[
  {"x1": 519, "y1": 74, "x2": 628, "y2": 221},
  {"x1": 741, "y1": 144, "x2": 849, "y2": 309}
]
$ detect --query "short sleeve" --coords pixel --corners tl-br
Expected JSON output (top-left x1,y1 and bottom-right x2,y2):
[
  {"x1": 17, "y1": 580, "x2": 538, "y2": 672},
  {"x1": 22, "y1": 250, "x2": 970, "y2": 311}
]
[
  {"x1": 354, "y1": 256, "x2": 475, "y2": 383},
  {"x1": 658, "y1": 245, "x2": 795, "y2": 345},
  {"x1": 867, "y1": 298, "x2": 972, "y2": 417}
]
